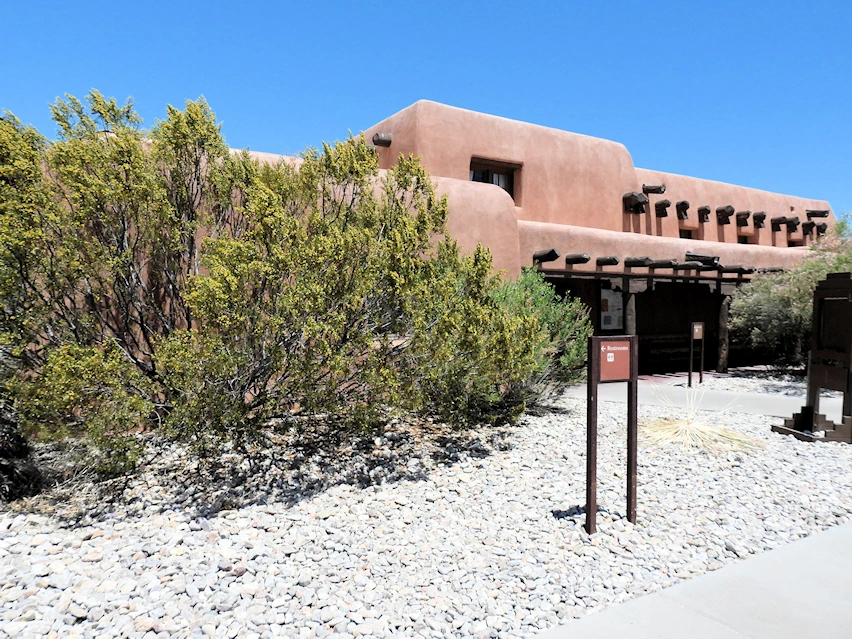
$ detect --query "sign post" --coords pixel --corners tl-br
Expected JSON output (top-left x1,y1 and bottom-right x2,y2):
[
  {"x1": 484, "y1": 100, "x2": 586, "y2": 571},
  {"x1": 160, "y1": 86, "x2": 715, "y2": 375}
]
[
  {"x1": 586, "y1": 335, "x2": 639, "y2": 534},
  {"x1": 689, "y1": 322, "x2": 705, "y2": 388}
]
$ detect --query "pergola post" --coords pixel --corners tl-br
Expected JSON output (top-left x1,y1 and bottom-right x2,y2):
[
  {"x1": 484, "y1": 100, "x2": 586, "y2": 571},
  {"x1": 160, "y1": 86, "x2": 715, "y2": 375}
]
[
  {"x1": 717, "y1": 293, "x2": 730, "y2": 373},
  {"x1": 625, "y1": 279, "x2": 637, "y2": 336}
]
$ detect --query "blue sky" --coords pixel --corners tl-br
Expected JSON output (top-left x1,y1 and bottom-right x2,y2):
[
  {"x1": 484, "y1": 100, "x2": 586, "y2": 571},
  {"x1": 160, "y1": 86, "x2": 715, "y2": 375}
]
[{"x1": 3, "y1": 1, "x2": 850, "y2": 214}]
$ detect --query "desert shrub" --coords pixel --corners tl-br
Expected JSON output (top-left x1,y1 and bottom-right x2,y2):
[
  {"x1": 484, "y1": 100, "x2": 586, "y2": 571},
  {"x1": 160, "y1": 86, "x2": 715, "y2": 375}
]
[
  {"x1": 401, "y1": 241, "x2": 545, "y2": 427},
  {"x1": 730, "y1": 219, "x2": 852, "y2": 366},
  {"x1": 0, "y1": 394, "x2": 42, "y2": 501},
  {"x1": 156, "y1": 138, "x2": 560, "y2": 444},
  {"x1": 492, "y1": 268, "x2": 592, "y2": 404},
  {"x1": 0, "y1": 347, "x2": 42, "y2": 500},
  {"x1": 0, "y1": 92, "x2": 241, "y2": 373},
  {"x1": 156, "y1": 142, "x2": 438, "y2": 447},
  {"x1": 1, "y1": 90, "x2": 593, "y2": 476},
  {"x1": 0, "y1": 92, "x2": 245, "y2": 469},
  {"x1": 10, "y1": 342, "x2": 153, "y2": 475},
  {"x1": 155, "y1": 330, "x2": 271, "y2": 455}
]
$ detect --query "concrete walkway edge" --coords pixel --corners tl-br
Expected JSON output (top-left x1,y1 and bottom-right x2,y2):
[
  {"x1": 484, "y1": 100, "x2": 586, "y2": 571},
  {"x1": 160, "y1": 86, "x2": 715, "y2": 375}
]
[{"x1": 539, "y1": 522, "x2": 852, "y2": 638}]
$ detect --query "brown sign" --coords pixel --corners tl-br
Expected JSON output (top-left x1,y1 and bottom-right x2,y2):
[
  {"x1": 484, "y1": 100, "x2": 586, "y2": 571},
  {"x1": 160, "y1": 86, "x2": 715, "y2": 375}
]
[
  {"x1": 599, "y1": 339, "x2": 631, "y2": 382},
  {"x1": 586, "y1": 335, "x2": 639, "y2": 534},
  {"x1": 692, "y1": 322, "x2": 704, "y2": 340}
]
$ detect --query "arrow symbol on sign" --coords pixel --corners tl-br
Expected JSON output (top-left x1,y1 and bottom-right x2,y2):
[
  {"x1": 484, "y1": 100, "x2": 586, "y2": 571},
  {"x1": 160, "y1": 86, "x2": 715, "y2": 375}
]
[{"x1": 601, "y1": 346, "x2": 606, "y2": 352}]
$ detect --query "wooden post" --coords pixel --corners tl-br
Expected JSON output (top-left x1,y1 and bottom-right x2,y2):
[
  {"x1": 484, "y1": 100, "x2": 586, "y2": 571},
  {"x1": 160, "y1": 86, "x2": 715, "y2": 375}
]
[
  {"x1": 688, "y1": 330, "x2": 694, "y2": 388},
  {"x1": 626, "y1": 336, "x2": 638, "y2": 524},
  {"x1": 717, "y1": 294, "x2": 730, "y2": 373},
  {"x1": 625, "y1": 291, "x2": 637, "y2": 336},
  {"x1": 845, "y1": 366, "x2": 852, "y2": 419},
  {"x1": 586, "y1": 337, "x2": 598, "y2": 535},
  {"x1": 691, "y1": 322, "x2": 705, "y2": 386}
]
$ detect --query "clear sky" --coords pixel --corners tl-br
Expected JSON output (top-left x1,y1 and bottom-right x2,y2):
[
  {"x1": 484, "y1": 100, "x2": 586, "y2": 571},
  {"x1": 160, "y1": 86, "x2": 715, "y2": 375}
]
[{"x1": 3, "y1": 1, "x2": 850, "y2": 214}]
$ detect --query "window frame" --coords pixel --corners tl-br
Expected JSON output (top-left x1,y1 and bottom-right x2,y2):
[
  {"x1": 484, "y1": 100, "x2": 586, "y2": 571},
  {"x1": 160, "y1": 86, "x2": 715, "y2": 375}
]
[{"x1": 469, "y1": 157, "x2": 522, "y2": 201}]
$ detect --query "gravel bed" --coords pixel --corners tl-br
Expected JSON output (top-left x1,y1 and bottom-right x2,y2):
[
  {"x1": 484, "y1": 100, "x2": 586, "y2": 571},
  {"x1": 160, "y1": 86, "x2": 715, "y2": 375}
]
[
  {"x1": 2, "y1": 393, "x2": 851, "y2": 639},
  {"x1": 669, "y1": 370, "x2": 842, "y2": 398}
]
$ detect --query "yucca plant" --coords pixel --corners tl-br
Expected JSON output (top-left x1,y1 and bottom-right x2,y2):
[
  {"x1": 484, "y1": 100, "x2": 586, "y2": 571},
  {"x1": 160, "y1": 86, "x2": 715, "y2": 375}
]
[{"x1": 641, "y1": 389, "x2": 764, "y2": 452}]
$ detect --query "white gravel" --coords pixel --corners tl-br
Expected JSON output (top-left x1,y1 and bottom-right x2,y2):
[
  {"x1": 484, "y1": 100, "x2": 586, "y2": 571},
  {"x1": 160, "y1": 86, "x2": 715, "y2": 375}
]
[
  {"x1": 669, "y1": 369, "x2": 841, "y2": 398},
  {"x1": 2, "y1": 390, "x2": 852, "y2": 639}
]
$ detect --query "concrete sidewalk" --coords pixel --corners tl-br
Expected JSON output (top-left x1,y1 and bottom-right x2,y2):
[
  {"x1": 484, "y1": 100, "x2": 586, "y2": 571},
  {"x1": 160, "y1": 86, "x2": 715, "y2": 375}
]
[
  {"x1": 540, "y1": 522, "x2": 852, "y2": 639},
  {"x1": 564, "y1": 378, "x2": 843, "y2": 423}
]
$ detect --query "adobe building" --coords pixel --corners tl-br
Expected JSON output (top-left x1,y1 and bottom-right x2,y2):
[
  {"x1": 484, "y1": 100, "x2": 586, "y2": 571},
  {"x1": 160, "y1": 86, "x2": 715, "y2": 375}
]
[{"x1": 361, "y1": 101, "x2": 836, "y2": 372}]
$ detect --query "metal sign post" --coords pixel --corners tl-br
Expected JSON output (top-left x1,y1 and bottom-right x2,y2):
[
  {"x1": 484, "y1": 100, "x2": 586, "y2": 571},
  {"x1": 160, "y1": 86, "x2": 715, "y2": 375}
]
[
  {"x1": 586, "y1": 335, "x2": 639, "y2": 534},
  {"x1": 689, "y1": 322, "x2": 704, "y2": 388}
]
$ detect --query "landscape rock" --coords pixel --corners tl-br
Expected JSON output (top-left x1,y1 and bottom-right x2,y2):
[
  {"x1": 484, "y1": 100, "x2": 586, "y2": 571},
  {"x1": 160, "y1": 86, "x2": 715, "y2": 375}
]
[{"x1": 1, "y1": 377, "x2": 851, "y2": 638}]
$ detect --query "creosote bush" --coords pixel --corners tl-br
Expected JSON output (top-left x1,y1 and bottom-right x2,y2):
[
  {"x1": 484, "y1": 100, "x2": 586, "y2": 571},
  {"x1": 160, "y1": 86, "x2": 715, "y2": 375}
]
[{"x1": 0, "y1": 90, "x2": 591, "y2": 480}]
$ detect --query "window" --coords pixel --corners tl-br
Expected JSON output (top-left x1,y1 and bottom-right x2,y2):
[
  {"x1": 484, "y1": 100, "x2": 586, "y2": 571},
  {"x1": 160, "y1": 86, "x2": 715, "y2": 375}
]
[
  {"x1": 469, "y1": 157, "x2": 521, "y2": 200},
  {"x1": 470, "y1": 168, "x2": 510, "y2": 191},
  {"x1": 738, "y1": 236, "x2": 756, "y2": 245},
  {"x1": 679, "y1": 229, "x2": 693, "y2": 239}
]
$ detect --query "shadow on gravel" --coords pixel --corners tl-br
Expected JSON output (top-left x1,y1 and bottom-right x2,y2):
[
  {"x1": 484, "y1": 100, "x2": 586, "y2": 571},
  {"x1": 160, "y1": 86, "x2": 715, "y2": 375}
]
[
  {"x1": 526, "y1": 403, "x2": 574, "y2": 416},
  {"x1": 552, "y1": 505, "x2": 619, "y2": 523},
  {"x1": 4, "y1": 414, "x2": 534, "y2": 525},
  {"x1": 552, "y1": 505, "x2": 584, "y2": 520}
]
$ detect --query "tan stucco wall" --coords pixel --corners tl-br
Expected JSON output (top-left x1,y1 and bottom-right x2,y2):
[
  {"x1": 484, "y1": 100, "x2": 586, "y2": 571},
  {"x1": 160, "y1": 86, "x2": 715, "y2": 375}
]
[
  {"x1": 220, "y1": 101, "x2": 839, "y2": 280},
  {"x1": 243, "y1": 149, "x2": 294, "y2": 166},
  {"x1": 364, "y1": 101, "x2": 638, "y2": 232},
  {"x1": 361, "y1": 100, "x2": 835, "y2": 276},
  {"x1": 433, "y1": 177, "x2": 520, "y2": 277},
  {"x1": 518, "y1": 220, "x2": 807, "y2": 273},
  {"x1": 634, "y1": 168, "x2": 833, "y2": 248}
]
